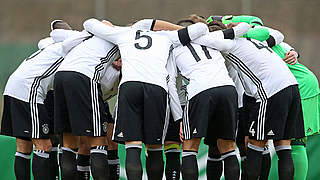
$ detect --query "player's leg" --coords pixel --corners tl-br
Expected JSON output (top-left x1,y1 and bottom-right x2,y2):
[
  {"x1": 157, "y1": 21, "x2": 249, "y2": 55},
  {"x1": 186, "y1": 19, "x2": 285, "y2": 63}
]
[
  {"x1": 54, "y1": 72, "x2": 80, "y2": 179},
  {"x1": 291, "y1": 139, "x2": 308, "y2": 180},
  {"x1": 77, "y1": 136, "x2": 91, "y2": 180},
  {"x1": 44, "y1": 90, "x2": 60, "y2": 180},
  {"x1": 213, "y1": 85, "x2": 239, "y2": 180},
  {"x1": 125, "y1": 142, "x2": 143, "y2": 180},
  {"x1": 274, "y1": 140, "x2": 294, "y2": 180},
  {"x1": 181, "y1": 138, "x2": 201, "y2": 180},
  {"x1": 143, "y1": 83, "x2": 170, "y2": 180},
  {"x1": 207, "y1": 145, "x2": 223, "y2": 180},
  {"x1": 113, "y1": 82, "x2": 145, "y2": 180},
  {"x1": 106, "y1": 123, "x2": 119, "y2": 180},
  {"x1": 245, "y1": 139, "x2": 267, "y2": 180},
  {"x1": 49, "y1": 135, "x2": 60, "y2": 180},
  {"x1": 105, "y1": 102, "x2": 120, "y2": 180},
  {"x1": 87, "y1": 136, "x2": 109, "y2": 180},
  {"x1": 1, "y1": 96, "x2": 33, "y2": 180},
  {"x1": 146, "y1": 144, "x2": 165, "y2": 180},
  {"x1": 259, "y1": 144, "x2": 271, "y2": 180},
  {"x1": 164, "y1": 113, "x2": 181, "y2": 180},
  {"x1": 60, "y1": 133, "x2": 80, "y2": 179},
  {"x1": 164, "y1": 141, "x2": 181, "y2": 180},
  {"x1": 15, "y1": 138, "x2": 33, "y2": 180},
  {"x1": 31, "y1": 138, "x2": 52, "y2": 180}
]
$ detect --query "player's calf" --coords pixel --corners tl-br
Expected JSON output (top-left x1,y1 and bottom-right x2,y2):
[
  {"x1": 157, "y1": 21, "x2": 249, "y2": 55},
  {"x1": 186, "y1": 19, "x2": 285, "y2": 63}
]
[
  {"x1": 146, "y1": 144, "x2": 164, "y2": 180},
  {"x1": 32, "y1": 138, "x2": 52, "y2": 180},
  {"x1": 207, "y1": 145, "x2": 223, "y2": 180},
  {"x1": 217, "y1": 139, "x2": 240, "y2": 180},
  {"x1": 164, "y1": 143, "x2": 181, "y2": 180},
  {"x1": 15, "y1": 138, "x2": 33, "y2": 180},
  {"x1": 88, "y1": 136, "x2": 109, "y2": 180},
  {"x1": 125, "y1": 143, "x2": 143, "y2": 180},
  {"x1": 181, "y1": 138, "x2": 201, "y2": 180}
]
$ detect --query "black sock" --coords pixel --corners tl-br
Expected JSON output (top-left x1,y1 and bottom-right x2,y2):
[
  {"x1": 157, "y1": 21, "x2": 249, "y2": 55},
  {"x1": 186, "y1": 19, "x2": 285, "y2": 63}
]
[
  {"x1": 14, "y1": 152, "x2": 31, "y2": 180},
  {"x1": 244, "y1": 143, "x2": 263, "y2": 180},
  {"x1": 125, "y1": 144, "x2": 143, "y2": 180},
  {"x1": 48, "y1": 147, "x2": 59, "y2": 180},
  {"x1": 221, "y1": 150, "x2": 240, "y2": 180},
  {"x1": 108, "y1": 150, "x2": 120, "y2": 180},
  {"x1": 32, "y1": 150, "x2": 50, "y2": 180},
  {"x1": 181, "y1": 151, "x2": 198, "y2": 180},
  {"x1": 77, "y1": 154, "x2": 90, "y2": 180},
  {"x1": 146, "y1": 148, "x2": 164, "y2": 180},
  {"x1": 276, "y1": 146, "x2": 294, "y2": 180},
  {"x1": 165, "y1": 149, "x2": 181, "y2": 180},
  {"x1": 260, "y1": 146, "x2": 271, "y2": 180},
  {"x1": 60, "y1": 147, "x2": 78, "y2": 180},
  {"x1": 90, "y1": 145, "x2": 109, "y2": 180},
  {"x1": 238, "y1": 144, "x2": 248, "y2": 180},
  {"x1": 207, "y1": 146, "x2": 222, "y2": 180}
]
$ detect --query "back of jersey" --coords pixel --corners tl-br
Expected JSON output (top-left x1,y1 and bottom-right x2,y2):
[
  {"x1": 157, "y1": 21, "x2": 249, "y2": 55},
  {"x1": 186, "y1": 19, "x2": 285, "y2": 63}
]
[
  {"x1": 172, "y1": 42, "x2": 234, "y2": 99},
  {"x1": 4, "y1": 43, "x2": 64, "y2": 103},
  {"x1": 58, "y1": 36, "x2": 119, "y2": 81},
  {"x1": 225, "y1": 38, "x2": 297, "y2": 100},
  {"x1": 117, "y1": 29, "x2": 173, "y2": 91}
]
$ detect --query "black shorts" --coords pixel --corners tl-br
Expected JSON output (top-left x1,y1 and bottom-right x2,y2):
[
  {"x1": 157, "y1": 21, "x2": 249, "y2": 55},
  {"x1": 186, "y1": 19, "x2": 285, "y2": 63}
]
[
  {"x1": 113, "y1": 81, "x2": 169, "y2": 145},
  {"x1": 182, "y1": 85, "x2": 238, "y2": 145},
  {"x1": 248, "y1": 85, "x2": 305, "y2": 141},
  {"x1": 235, "y1": 94, "x2": 255, "y2": 145},
  {"x1": 1, "y1": 95, "x2": 52, "y2": 139},
  {"x1": 104, "y1": 101, "x2": 114, "y2": 124},
  {"x1": 54, "y1": 71, "x2": 108, "y2": 136}
]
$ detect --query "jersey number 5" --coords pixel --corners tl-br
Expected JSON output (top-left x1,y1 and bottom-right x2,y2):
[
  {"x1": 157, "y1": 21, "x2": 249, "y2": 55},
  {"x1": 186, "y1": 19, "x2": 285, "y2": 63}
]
[{"x1": 135, "y1": 30, "x2": 152, "y2": 50}]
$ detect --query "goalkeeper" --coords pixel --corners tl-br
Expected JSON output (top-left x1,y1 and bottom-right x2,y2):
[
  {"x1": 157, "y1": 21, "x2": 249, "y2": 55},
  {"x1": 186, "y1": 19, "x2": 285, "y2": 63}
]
[{"x1": 208, "y1": 14, "x2": 320, "y2": 180}]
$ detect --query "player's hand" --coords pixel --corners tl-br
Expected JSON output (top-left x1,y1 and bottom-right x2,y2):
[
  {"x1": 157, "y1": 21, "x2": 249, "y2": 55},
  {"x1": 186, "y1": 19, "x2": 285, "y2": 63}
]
[
  {"x1": 283, "y1": 51, "x2": 298, "y2": 65},
  {"x1": 112, "y1": 58, "x2": 122, "y2": 71},
  {"x1": 179, "y1": 122, "x2": 184, "y2": 142},
  {"x1": 101, "y1": 20, "x2": 114, "y2": 27}
]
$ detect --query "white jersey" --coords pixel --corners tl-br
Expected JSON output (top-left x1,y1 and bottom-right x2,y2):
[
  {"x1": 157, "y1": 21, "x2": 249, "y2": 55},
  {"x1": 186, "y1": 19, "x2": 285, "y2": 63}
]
[
  {"x1": 169, "y1": 42, "x2": 235, "y2": 100},
  {"x1": 4, "y1": 31, "x2": 89, "y2": 103},
  {"x1": 194, "y1": 31, "x2": 298, "y2": 101},
  {"x1": 83, "y1": 18, "x2": 208, "y2": 92},
  {"x1": 57, "y1": 35, "x2": 120, "y2": 83},
  {"x1": 226, "y1": 61, "x2": 245, "y2": 108},
  {"x1": 84, "y1": 18, "x2": 208, "y2": 121}
]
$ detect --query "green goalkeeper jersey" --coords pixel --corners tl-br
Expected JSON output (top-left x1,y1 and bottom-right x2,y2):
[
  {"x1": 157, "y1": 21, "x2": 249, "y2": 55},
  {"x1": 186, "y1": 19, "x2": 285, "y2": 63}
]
[{"x1": 221, "y1": 15, "x2": 320, "y2": 99}]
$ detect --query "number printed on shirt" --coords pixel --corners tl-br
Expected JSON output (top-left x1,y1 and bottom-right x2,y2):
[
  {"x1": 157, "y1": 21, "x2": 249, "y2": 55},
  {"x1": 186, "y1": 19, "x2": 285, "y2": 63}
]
[{"x1": 134, "y1": 30, "x2": 152, "y2": 50}]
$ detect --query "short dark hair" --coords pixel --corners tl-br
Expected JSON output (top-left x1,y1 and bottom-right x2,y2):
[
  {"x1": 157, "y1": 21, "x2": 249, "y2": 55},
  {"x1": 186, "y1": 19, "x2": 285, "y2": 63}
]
[
  {"x1": 51, "y1": 20, "x2": 72, "y2": 30},
  {"x1": 208, "y1": 20, "x2": 227, "y2": 32}
]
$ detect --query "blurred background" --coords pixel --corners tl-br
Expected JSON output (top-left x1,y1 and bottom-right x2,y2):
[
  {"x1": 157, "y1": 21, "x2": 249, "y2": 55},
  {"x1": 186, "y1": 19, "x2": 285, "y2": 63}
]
[{"x1": 0, "y1": 0, "x2": 319, "y2": 179}]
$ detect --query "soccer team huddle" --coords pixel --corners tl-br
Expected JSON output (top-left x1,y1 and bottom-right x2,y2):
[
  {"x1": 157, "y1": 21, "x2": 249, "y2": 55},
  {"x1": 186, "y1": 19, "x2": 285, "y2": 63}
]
[{"x1": 1, "y1": 14, "x2": 320, "y2": 180}]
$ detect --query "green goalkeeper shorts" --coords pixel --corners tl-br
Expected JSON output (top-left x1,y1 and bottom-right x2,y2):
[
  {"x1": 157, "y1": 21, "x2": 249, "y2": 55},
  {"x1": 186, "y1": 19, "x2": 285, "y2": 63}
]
[{"x1": 301, "y1": 93, "x2": 320, "y2": 137}]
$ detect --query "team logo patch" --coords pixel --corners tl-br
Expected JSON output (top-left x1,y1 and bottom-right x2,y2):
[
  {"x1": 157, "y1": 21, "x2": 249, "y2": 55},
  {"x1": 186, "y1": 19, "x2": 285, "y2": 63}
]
[
  {"x1": 103, "y1": 122, "x2": 108, "y2": 133},
  {"x1": 42, "y1": 124, "x2": 49, "y2": 134}
]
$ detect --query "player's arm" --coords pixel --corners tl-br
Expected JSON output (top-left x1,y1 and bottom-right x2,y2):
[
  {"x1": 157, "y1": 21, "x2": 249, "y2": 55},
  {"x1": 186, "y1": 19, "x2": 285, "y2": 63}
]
[
  {"x1": 242, "y1": 27, "x2": 270, "y2": 41},
  {"x1": 132, "y1": 19, "x2": 184, "y2": 31},
  {"x1": 166, "y1": 54, "x2": 183, "y2": 121},
  {"x1": 83, "y1": 18, "x2": 128, "y2": 44},
  {"x1": 59, "y1": 30, "x2": 92, "y2": 56},
  {"x1": 38, "y1": 37, "x2": 54, "y2": 49},
  {"x1": 223, "y1": 22, "x2": 251, "y2": 39},
  {"x1": 50, "y1": 29, "x2": 82, "y2": 43}
]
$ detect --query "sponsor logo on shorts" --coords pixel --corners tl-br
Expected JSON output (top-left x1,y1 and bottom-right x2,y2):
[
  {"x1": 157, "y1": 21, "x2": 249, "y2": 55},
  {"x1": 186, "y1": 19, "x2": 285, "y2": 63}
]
[
  {"x1": 86, "y1": 130, "x2": 91, "y2": 133},
  {"x1": 24, "y1": 130, "x2": 29, "y2": 133},
  {"x1": 117, "y1": 132, "x2": 124, "y2": 138},
  {"x1": 42, "y1": 124, "x2": 49, "y2": 134},
  {"x1": 267, "y1": 130, "x2": 274, "y2": 136},
  {"x1": 193, "y1": 128, "x2": 197, "y2": 134},
  {"x1": 103, "y1": 122, "x2": 107, "y2": 133}
]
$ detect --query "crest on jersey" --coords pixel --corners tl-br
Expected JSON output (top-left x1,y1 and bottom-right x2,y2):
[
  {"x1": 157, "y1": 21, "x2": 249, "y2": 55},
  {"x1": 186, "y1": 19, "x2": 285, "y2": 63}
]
[
  {"x1": 42, "y1": 124, "x2": 49, "y2": 134},
  {"x1": 103, "y1": 122, "x2": 108, "y2": 133}
]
